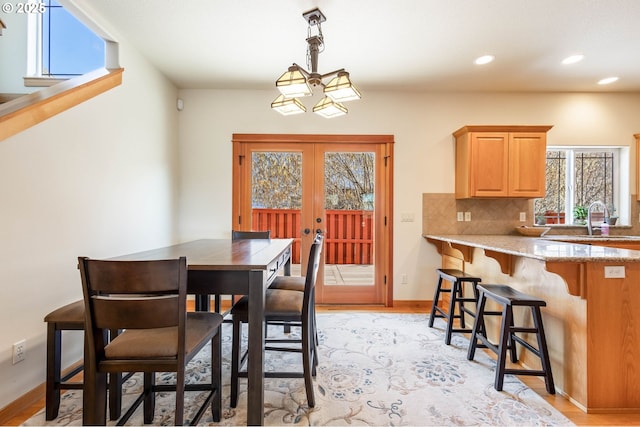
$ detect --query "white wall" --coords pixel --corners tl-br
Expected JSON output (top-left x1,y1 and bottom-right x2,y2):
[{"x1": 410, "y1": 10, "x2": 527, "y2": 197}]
[
  {"x1": 0, "y1": 12, "x2": 37, "y2": 94},
  {"x1": 0, "y1": 42, "x2": 179, "y2": 408},
  {"x1": 176, "y1": 90, "x2": 640, "y2": 303}
]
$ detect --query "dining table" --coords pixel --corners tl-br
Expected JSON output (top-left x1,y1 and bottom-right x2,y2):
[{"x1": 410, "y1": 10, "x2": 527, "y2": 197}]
[{"x1": 109, "y1": 238, "x2": 293, "y2": 426}]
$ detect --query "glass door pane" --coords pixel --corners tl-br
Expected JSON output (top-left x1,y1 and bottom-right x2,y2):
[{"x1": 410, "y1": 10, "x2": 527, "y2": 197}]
[
  {"x1": 323, "y1": 152, "x2": 375, "y2": 287},
  {"x1": 250, "y1": 151, "x2": 304, "y2": 268}
]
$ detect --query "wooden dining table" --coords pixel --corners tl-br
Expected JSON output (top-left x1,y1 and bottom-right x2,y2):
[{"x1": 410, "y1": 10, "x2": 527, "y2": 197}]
[{"x1": 109, "y1": 238, "x2": 293, "y2": 425}]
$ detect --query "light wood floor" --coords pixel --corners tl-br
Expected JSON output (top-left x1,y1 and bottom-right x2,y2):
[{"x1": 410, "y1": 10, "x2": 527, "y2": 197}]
[{"x1": 3, "y1": 304, "x2": 639, "y2": 426}]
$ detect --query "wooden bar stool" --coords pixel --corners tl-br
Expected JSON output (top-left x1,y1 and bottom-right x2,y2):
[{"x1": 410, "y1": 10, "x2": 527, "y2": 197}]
[
  {"x1": 44, "y1": 300, "x2": 124, "y2": 421},
  {"x1": 428, "y1": 268, "x2": 482, "y2": 344},
  {"x1": 467, "y1": 284, "x2": 555, "y2": 394}
]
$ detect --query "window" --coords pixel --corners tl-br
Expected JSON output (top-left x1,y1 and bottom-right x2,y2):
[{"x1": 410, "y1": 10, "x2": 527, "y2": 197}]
[
  {"x1": 535, "y1": 147, "x2": 624, "y2": 225},
  {"x1": 27, "y1": 0, "x2": 104, "y2": 85}
]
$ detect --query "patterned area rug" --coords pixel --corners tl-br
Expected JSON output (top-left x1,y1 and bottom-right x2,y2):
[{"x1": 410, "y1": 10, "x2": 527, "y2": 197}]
[{"x1": 24, "y1": 313, "x2": 573, "y2": 426}]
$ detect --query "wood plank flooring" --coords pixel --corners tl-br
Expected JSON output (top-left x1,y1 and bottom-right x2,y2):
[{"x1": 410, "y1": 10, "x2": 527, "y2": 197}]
[{"x1": 2, "y1": 304, "x2": 639, "y2": 426}]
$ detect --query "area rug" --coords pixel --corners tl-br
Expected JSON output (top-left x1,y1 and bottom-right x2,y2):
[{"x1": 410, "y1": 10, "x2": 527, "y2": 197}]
[{"x1": 24, "y1": 313, "x2": 573, "y2": 426}]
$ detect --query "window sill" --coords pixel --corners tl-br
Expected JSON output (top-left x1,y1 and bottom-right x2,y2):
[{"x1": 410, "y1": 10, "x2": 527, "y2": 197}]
[
  {"x1": 0, "y1": 68, "x2": 123, "y2": 142},
  {"x1": 23, "y1": 76, "x2": 70, "y2": 88}
]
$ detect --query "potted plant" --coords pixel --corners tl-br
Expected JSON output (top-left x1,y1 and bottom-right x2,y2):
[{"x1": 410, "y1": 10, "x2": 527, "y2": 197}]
[
  {"x1": 573, "y1": 205, "x2": 587, "y2": 225},
  {"x1": 606, "y1": 204, "x2": 618, "y2": 225}
]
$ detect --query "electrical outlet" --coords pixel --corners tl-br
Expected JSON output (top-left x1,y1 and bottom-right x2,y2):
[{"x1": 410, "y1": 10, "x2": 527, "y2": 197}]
[
  {"x1": 457, "y1": 212, "x2": 464, "y2": 222},
  {"x1": 13, "y1": 339, "x2": 26, "y2": 364},
  {"x1": 519, "y1": 212, "x2": 526, "y2": 222},
  {"x1": 464, "y1": 211, "x2": 471, "y2": 221},
  {"x1": 401, "y1": 274, "x2": 408, "y2": 284}
]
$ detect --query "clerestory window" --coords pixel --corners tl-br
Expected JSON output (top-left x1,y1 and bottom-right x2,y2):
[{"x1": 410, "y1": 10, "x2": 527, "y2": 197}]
[
  {"x1": 26, "y1": 0, "x2": 104, "y2": 86},
  {"x1": 534, "y1": 147, "x2": 628, "y2": 226}
]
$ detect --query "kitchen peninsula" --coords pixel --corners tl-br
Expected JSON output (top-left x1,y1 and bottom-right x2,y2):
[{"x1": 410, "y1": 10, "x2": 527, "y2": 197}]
[{"x1": 425, "y1": 234, "x2": 640, "y2": 414}]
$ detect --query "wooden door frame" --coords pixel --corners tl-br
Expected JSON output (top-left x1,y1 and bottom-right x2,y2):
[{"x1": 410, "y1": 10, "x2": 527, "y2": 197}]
[{"x1": 231, "y1": 133, "x2": 395, "y2": 306}]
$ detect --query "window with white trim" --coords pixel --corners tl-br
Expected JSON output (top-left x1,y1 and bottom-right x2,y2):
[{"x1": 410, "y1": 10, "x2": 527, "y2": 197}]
[
  {"x1": 534, "y1": 147, "x2": 626, "y2": 225},
  {"x1": 26, "y1": 0, "x2": 104, "y2": 86}
]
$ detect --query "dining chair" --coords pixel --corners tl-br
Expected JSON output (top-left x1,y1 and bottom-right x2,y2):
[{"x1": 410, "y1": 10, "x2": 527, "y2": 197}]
[
  {"x1": 231, "y1": 230, "x2": 271, "y2": 240},
  {"x1": 78, "y1": 256, "x2": 223, "y2": 426},
  {"x1": 220, "y1": 230, "x2": 273, "y2": 314},
  {"x1": 268, "y1": 232, "x2": 322, "y2": 346},
  {"x1": 229, "y1": 235, "x2": 323, "y2": 409}
]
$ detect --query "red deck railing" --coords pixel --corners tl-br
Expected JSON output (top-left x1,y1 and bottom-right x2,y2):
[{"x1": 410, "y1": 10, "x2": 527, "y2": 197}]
[{"x1": 251, "y1": 208, "x2": 373, "y2": 265}]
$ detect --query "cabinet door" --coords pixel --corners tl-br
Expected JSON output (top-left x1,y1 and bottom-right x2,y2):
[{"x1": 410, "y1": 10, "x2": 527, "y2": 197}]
[
  {"x1": 470, "y1": 132, "x2": 509, "y2": 197},
  {"x1": 508, "y1": 132, "x2": 547, "y2": 197}
]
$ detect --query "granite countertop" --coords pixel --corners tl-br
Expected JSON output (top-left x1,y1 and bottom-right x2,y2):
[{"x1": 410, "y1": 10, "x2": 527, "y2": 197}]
[{"x1": 424, "y1": 234, "x2": 640, "y2": 263}]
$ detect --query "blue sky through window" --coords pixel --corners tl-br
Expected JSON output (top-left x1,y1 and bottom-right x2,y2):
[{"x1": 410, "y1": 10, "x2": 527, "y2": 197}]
[{"x1": 42, "y1": 0, "x2": 104, "y2": 76}]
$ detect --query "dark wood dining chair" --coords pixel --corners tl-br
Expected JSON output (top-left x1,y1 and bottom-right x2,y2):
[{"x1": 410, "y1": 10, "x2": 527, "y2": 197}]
[
  {"x1": 229, "y1": 235, "x2": 323, "y2": 409},
  {"x1": 268, "y1": 232, "x2": 322, "y2": 345},
  {"x1": 220, "y1": 230, "x2": 273, "y2": 314},
  {"x1": 78, "y1": 256, "x2": 223, "y2": 426},
  {"x1": 231, "y1": 230, "x2": 271, "y2": 240}
]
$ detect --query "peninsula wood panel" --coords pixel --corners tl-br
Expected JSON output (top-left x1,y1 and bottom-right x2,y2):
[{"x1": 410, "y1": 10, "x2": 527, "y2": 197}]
[{"x1": 586, "y1": 262, "x2": 640, "y2": 411}]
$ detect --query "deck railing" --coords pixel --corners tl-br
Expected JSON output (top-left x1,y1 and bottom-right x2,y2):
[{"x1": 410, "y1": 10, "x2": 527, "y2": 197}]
[{"x1": 252, "y1": 208, "x2": 373, "y2": 265}]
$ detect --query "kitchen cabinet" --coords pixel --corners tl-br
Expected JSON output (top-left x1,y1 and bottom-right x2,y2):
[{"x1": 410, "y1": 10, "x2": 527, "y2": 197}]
[
  {"x1": 453, "y1": 125, "x2": 552, "y2": 199},
  {"x1": 636, "y1": 134, "x2": 640, "y2": 201}
]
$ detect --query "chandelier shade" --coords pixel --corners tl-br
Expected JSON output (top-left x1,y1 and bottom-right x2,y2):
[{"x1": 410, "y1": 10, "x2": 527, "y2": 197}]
[
  {"x1": 313, "y1": 96, "x2": 347, "y2": 118},
  {"x1": 276, "y1": 65, "x2": 312, "y2": 98},
  {"x1": 324, "y1": 71, "x2": 361, "y2": 102},
  {"x1": 271, "y1": 94, "x2": 306, "y2": 115},
  {"x1": 271, "y1": 8, "x2": 359, "y2": 118}
]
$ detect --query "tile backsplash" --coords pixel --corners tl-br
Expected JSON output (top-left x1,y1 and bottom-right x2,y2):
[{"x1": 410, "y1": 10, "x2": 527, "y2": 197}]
[{"x1": 422, "y1": 193, "x2": 640, "y2": 236}]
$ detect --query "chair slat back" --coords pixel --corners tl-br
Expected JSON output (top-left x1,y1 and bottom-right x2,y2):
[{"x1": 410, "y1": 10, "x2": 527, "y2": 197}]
[
  {"x1": 303, "y1": 234, "x2": 323, "y2": 313},
  {"x1": 91, "y1": 295, "x2": 179, "y2": 329},
  {"x1": 79, "y1": 257, "x2": 187, "y2": 331},
  {"x1": 232, "y1": 230, "x2": 271, "y2": 240}
]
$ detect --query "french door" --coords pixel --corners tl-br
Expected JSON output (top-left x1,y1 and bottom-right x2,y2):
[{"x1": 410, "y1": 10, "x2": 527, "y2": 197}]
[{"x1": 232, "y1": 134, "x2": 394, "y2": 305}]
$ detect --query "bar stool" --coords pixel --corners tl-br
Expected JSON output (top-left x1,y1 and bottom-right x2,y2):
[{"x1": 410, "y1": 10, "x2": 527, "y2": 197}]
[
  {"x1": 44, "y1": 300, "x2": 124, "y2": 421},
  {"x1": 467, "y1": 284, "x2": 555, "y2": 394},
  {"x1": 428, "y1": 268, "x2": 482, "y2": 344}
]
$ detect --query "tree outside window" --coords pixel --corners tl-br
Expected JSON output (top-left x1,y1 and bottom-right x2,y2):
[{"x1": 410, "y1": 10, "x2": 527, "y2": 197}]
[{"x1": 535, "y1": 148, "x2": 618, "y2": 225}]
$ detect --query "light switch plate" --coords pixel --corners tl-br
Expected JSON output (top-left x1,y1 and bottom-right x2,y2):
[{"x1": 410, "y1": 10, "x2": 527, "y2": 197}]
[
  {"x1": 464, "y1": 212, "x2": 471, "y2": 221},
  {"x1": 457, "y1": 212, "x2": 464, "y2": 222},
  {"x1": 604, "y1": 266, "x2": 625, "y2": 278}
]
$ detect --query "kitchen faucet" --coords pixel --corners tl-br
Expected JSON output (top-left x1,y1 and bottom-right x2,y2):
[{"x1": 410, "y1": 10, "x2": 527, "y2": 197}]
[{"x1": 587, "y1": 201, "x2": 609, "y2": 236}]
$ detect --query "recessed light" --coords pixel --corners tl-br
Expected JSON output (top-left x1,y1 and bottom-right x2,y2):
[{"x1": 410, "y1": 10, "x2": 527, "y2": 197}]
[
  {"x1": 598, "y1": 77, "x2": 619, "y2": 85},
  {"x1": 562, "y1": 54, "x2": 584, "y2": 65},
  {"x1": 474, "y1": 55, "x2": 495, "y2": 65}
]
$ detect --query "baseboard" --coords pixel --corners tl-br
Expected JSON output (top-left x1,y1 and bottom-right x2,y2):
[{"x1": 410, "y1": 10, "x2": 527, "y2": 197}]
[
  {"x1": 0, "y1": 383, "x2": 44, "y2": 426},
  {"x1": 0, "y1": 360, "x2": 83, "y2": 426}
]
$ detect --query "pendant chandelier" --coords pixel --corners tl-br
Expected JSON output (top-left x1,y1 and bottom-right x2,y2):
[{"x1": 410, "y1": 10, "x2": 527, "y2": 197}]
[{"x1": 271, "y1": 8, "x2": 361, "y2": 118}]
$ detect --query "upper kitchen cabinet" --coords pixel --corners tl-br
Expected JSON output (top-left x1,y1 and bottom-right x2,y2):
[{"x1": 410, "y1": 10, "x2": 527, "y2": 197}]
[{"x1": 453, "y1": 125, "x2": 553, "y2": 199}]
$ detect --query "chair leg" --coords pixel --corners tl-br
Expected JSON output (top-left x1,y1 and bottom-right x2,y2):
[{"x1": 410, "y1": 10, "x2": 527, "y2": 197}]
[
  {"x1": 467, "y1": 294, "x2": 487, "y2": 361},
  {"x1": 143, "y1": 372, "x2": 155, "y2": 424},
  {"x1": 175, "y1": 368, "x2": 185, "y2": 426},
  {"x1": 428, "y1": 276, "x2": 445, "y2": 327},
  {"x1": 532, "y1": 306, "x2": 556, "y2": 394},
  {"x1": 230, "y1": 318, "x2": 242, "y2": 408},
  {"x1": 456, "y1": 282, "x2": 466, "y2": 329},
  {"x1": 211, "y1": 330, "x2": 222, "y2": 422},
  {"x1": 45, "y1": 324, "x2": 61, "y2": 421},
  {"x1": 444, "y1": 280, "x2": 458, "y2": 345},
  {"x1": 494, "y1": 305, "x2": 512, "y2": 391},
  {"x1": 82, "y1": 370, "x2": 108, "y2": 425},
  {"x1": 108, "y1": 373, "x2": 122, "y2": 421},
  {"x1": 302, "y1": 316, "x2": 315, "y2": 408}
]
